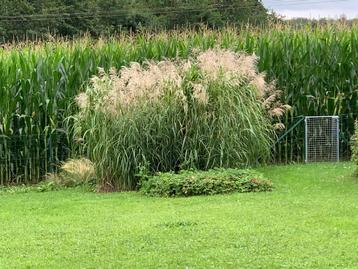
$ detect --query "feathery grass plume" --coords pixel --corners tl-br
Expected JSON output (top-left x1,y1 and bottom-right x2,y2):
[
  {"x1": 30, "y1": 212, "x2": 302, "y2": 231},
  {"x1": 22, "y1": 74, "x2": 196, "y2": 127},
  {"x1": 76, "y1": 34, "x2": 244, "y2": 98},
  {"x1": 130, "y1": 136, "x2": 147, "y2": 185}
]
[
  {"x1": 45, "y1": 158, "x2": 95, "y2": 187},
  {"x1": 72, "y1": 49, "x2": 282, "y2": 191},
  {"x1": 75, "y1": 93, "x2": 89, "y2": 109},
  {"x1": 106, "y1": 60, "x2": 184, "y2": 112},
  {"x1": 197, "y1": 49, "x2": 257, "y2": 78},
  {"x1": 273, "y1": 123, "x2": 286, "y2": 131},
  {"x1": 60, "y1": 158, "x2": 95, "y2": 183},
  {"x1": 196, "y1": 49, "x2": 290, "y2": 117}
]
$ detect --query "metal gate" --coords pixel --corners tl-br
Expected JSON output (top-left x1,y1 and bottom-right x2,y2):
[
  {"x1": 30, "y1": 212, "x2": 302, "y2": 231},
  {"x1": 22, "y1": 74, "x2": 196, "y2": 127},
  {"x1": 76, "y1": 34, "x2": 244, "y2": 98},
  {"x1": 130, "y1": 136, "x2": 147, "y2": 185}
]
[{"x1": 305, "y1": 116, "x2": 339, "y2": 163}]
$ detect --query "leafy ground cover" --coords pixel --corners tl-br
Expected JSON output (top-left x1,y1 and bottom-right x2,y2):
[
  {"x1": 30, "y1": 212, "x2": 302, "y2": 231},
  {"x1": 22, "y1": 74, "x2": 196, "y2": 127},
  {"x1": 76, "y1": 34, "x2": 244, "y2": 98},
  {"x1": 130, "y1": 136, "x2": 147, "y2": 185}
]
[
  {"x1": 0, "y1": 163, "x2": 357, "y2": 268},
  {"x1": 140, "y1": 168, "x2": 272, "y2": 197}
]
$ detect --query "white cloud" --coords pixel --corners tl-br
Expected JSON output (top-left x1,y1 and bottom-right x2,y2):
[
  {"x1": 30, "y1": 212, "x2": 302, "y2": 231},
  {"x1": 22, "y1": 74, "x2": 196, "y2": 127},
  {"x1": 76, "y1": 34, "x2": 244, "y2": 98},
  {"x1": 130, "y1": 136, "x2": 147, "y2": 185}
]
[
  {"x1": 262, "y1": 0, "x2": 358, "y2": 19},
  {"x1": 277, "y1": 9, "x2": 357, "y2": 19}
]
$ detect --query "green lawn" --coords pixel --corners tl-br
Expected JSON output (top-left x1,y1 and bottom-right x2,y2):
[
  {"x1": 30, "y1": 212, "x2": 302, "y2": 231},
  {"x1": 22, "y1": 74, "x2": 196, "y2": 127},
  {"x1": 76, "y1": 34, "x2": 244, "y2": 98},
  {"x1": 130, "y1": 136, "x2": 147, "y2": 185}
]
[{"x1": 1, "y1": 163, "x2": 358, "y2": 268}]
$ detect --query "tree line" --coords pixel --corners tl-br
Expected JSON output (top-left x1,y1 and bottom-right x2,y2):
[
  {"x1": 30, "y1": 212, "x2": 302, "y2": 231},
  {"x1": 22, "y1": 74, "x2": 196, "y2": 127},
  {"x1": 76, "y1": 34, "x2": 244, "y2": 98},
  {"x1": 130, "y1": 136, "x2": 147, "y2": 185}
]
[{"x1": 0, "y1": 0, "x2": 269, "y2": 42}]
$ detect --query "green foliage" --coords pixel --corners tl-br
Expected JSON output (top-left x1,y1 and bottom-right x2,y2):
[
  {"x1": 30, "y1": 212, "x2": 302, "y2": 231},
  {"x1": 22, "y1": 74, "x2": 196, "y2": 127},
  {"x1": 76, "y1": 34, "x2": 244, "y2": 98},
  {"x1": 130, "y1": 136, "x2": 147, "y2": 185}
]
[
  {"x1": 73, "y1": 52, "x2": 275, "y2": 191},
  {"x1": 140, "y1": 168, "x2": 272, "y2": 197},
  {"x1": 0, "y1": 184, "x2": 43, "y2": 194},
  {"x1": 0, "y1": 180, "x2": 93, "y2": 193},
  {"x1": 0, "y1": 0, "x2": 268, "y2": 42},
  {"x1": 1, "y1": 26, "x2": 358, "y2": 185},
  {"x1": 352, "y1": 121, "x2": 358, "y2": 176}
]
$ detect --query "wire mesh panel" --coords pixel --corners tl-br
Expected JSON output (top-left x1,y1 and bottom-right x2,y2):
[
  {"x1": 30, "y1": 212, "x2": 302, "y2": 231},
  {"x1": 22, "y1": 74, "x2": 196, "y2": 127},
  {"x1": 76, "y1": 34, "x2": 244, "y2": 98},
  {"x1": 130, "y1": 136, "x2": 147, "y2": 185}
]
[{"x1": 305, "y1": 116, "x2": 339, "y2": 163}]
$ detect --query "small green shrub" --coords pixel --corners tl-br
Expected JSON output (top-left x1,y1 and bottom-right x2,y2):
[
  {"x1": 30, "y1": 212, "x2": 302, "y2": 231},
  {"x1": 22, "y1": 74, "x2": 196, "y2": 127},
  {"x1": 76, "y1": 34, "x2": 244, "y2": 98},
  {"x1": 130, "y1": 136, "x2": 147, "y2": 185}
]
[
  {"x1": 352, "y1": 120, "x2": 358, "y2": 176},
  {"x1": 140, "y1": 168, "x2": 273, "y2": 197}
]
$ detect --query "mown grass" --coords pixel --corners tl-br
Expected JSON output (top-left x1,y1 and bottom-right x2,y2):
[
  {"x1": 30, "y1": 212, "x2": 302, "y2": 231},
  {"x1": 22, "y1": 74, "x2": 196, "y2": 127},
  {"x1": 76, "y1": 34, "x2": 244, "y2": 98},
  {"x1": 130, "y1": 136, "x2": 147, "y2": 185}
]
[{"x1": 0, "y1": 163, "x2": 357, "y2": 268}]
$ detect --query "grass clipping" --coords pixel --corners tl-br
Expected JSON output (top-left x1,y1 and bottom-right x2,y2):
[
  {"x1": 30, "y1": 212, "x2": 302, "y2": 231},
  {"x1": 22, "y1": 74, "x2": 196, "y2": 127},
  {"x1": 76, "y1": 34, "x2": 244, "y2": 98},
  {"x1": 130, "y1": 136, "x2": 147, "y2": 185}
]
[{"x1": 73, "y1": 49, "x2": 289, "y2": 191}]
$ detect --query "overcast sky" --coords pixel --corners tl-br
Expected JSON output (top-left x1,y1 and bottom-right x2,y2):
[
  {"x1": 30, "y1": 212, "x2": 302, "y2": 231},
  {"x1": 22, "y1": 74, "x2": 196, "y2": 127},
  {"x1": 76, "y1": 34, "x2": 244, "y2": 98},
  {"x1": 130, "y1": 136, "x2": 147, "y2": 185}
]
[{"x1": 262, "y1": 0, "x2": 358, "y2": 19}]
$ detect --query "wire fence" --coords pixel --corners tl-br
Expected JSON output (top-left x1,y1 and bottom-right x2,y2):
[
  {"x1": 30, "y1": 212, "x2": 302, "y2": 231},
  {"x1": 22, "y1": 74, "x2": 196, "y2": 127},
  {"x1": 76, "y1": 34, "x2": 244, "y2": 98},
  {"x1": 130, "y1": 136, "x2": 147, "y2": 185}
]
[
  {"x1": 304, "y1": 116, "x2": 340, "y2": 163},
  {"x1": 272, "y1": 114, "x2": 356, "y2": 164}
]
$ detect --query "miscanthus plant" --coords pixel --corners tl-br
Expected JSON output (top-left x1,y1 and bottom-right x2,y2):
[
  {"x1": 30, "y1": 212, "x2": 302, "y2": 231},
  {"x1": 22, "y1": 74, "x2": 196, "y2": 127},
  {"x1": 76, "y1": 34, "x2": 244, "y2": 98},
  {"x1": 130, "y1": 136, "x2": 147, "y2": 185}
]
[{"x1": 72, "y1": 49, "x2": 289, "y2": 191}]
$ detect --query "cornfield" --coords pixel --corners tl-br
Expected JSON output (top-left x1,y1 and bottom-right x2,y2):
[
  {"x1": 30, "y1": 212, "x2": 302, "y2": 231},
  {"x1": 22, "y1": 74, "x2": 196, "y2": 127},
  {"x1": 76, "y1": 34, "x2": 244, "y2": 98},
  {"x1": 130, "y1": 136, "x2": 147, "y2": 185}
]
[{"x1": 1, "y1": 25, "x2": 357, "y2": 185}]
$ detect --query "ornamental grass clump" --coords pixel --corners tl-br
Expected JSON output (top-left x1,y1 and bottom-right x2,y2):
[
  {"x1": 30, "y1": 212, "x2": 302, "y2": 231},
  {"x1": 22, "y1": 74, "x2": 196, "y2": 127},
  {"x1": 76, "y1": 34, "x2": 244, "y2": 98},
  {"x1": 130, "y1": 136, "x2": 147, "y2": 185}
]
[
  {"x1": 44, "y1": 158, "x2": 96, "y2": 188},
  {"x1": 73, "y1": 49, "x2": 288, "y2": 191}
]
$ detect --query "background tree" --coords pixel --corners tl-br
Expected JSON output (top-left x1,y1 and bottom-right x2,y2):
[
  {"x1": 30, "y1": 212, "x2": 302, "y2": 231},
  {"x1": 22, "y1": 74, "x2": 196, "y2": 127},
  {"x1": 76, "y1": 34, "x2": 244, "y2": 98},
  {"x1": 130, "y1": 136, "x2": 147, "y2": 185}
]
[{"x1": 0, "y1": 0, "x2": 269, "y2": 42}]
